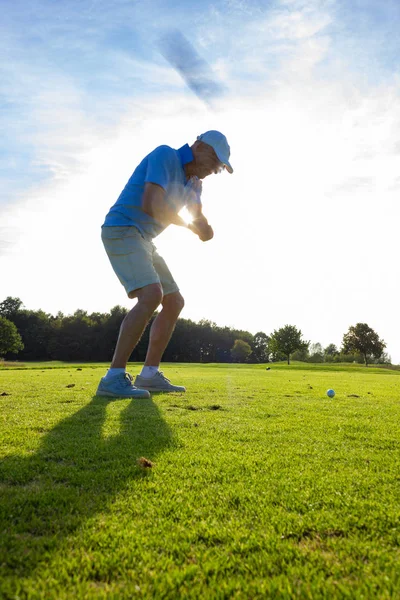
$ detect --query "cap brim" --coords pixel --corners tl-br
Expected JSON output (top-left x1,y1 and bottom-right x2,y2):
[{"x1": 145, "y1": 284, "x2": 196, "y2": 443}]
[{"x1": 216, "y1": 154, "x2": 233, "y2": 173}]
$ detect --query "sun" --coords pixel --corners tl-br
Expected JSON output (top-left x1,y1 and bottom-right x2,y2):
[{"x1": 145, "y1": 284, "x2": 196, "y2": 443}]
[{"x1": 178, "y1": 206, "x2": 193, "y2": 225}]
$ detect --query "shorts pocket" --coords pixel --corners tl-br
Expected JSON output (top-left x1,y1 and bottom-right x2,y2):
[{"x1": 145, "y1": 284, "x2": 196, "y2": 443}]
[
  {"x1": 102, "y1": 228, "x2": 133, "y2": 256},
  {"x1": 101, "y1": 226, "x2": 133, "y2": 241}
]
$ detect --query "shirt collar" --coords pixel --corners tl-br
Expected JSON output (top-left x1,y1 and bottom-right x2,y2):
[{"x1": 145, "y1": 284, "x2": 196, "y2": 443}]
[{"x1": 177, "y1": 144, "x2": 194, "y2": 166}]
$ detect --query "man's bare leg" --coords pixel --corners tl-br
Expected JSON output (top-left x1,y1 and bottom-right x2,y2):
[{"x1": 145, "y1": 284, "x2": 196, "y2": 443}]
[
  {"x1": 110, "y1": 283, "x2": 163, "y2": 369},
  {"x1": 144, "y1": 291, "x2": 185, "y2": 367}
]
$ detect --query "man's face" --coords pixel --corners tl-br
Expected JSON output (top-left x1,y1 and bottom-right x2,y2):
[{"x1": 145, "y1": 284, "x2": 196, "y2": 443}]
[{"x1": 193, "y1": 142, "x2": 224, "y2": 179}]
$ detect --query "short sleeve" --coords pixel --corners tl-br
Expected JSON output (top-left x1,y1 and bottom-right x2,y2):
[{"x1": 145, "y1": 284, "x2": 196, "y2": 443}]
[{"x1": 144, "y1": 146, "x2": 175, "y2": 191}]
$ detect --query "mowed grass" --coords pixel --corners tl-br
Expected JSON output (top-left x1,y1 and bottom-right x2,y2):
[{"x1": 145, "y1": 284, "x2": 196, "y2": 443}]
[{"x1": 1, "y1": 363, "x2": 400, "y2": 599}]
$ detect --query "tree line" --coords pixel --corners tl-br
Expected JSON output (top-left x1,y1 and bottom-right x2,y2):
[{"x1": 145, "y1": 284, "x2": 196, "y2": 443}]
[{"x1": 0, "y1": 297, "x2": 390, "y2": 366}]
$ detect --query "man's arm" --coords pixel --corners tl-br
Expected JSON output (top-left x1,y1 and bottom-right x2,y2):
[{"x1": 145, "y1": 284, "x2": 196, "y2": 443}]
[
  {"x1": 184, "y1": 176, "x2": 213, "y2": 241},
  {"x1": 188, "y1": 214, "x2": 214, "y2": 241},
  {"x1": 142, "y1": 182, "x2": 187, "y2": 227},
  {"x1": 142, "y1": 182, "x2": 213, "y2": 241}
]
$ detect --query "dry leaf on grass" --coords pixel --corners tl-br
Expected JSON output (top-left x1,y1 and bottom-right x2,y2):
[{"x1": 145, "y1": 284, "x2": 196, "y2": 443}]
[{"x1": 137, "y1": 457, "x2": 154, "y2": 468}]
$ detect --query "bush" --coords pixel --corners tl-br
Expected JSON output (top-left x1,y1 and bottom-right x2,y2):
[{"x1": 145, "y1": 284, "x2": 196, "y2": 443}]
[
  {"x1": 231, "y1": 339, "x2": 252, "y2": 363},
  {"x1": 0, "y1": 317, "x2": 24, "y2": 358}
]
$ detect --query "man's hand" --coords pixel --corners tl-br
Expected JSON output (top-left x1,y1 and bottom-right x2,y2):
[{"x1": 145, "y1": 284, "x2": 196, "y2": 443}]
[{"x1": 188, "y1": 215, "x2": 214, "y2": 241}]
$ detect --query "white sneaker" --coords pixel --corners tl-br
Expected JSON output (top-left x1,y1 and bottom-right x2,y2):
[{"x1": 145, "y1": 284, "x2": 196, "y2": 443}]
[
  {"x1": 96, "y1": 372, "x2": 150, "y2": 398},
  {"x1": 134, "y1": 371, "x2": 186, "y2": 393}
]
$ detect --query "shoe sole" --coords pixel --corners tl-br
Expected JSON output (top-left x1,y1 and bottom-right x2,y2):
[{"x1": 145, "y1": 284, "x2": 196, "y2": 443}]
[
  {"x1": 136, "y1": 386, "x2": 186, "y2": 393},
  {"x1": 96, "y1": 390, "x2": 150, "y2": 399}
]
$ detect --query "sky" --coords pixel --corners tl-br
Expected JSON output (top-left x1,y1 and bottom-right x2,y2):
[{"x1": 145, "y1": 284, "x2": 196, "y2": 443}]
[{"x1": 1, "y1": 0, "x2": 400, "y2": 363}]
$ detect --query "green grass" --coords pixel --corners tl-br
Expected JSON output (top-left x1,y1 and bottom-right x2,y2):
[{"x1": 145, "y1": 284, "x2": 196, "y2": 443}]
[{"x1": 1, "y1": 363, "x2": 400, "y2": 599}]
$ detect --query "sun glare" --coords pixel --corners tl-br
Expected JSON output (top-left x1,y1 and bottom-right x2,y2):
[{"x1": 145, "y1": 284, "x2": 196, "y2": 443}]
[{"x1": 179, "y1": 206, "x2": 193, "y2": 225}]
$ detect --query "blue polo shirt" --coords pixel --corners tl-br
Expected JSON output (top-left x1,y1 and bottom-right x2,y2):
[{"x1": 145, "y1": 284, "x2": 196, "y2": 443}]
[{"x1": 102, "y1": 144, "x2": 193, "y2": 239}]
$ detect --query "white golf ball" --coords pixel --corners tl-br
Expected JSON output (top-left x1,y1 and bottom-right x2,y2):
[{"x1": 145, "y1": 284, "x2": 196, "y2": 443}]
[{"x1": 326, "y1": 389, "x2": 335, "y2": 398}]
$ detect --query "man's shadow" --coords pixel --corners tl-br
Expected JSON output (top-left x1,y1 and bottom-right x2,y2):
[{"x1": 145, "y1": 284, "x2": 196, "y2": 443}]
[{"x1": 1, "y1": 395, "x2": 174, "y2": 579}]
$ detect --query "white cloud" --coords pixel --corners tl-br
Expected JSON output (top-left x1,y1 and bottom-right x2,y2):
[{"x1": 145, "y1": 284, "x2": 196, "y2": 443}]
[{"x1": 256, "y1": 9, "x2": 332, "y2": 41}]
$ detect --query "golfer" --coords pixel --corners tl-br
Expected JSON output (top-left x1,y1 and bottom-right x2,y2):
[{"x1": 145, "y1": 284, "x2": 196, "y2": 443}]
[{"x1": 97, "y1": 130, "x2": 233, "y2": 398}]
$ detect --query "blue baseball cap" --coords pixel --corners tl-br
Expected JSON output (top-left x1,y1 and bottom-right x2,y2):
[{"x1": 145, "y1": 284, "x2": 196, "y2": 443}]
[{"x1": 197, "y1": 130, "x2": 233, "y2": 173}]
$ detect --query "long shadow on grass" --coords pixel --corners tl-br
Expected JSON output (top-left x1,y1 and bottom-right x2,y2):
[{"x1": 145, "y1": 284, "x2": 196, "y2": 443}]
[{"x1": 0, "y1": 395, "x2": 174, "y2": 579}]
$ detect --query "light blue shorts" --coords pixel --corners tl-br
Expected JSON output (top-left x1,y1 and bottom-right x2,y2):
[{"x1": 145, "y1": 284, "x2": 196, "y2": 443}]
[{"x1": 101, "y1": 226, "x2": 179, "y2": 298}]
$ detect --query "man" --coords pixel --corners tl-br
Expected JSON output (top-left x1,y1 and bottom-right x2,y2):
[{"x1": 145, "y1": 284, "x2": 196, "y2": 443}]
[{"x1": 96, "y1": 130, "x2": 233, "y2": 398}]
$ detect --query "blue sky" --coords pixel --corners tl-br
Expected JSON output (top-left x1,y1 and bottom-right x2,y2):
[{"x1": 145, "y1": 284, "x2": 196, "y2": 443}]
[
  {"x1": 2, "y1": 0, "x2": 399, "y2": 201},
  {"x1": 1, "y1": 0, "x2": 400, "y2": 362}
]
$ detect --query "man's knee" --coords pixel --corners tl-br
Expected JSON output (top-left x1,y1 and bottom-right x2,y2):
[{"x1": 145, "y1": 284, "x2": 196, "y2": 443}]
[
  {"x1": 162, "y1": 291, "x2": 185, "y2": 314},
  {"x1": 136, "y1": 283, "x2": 163, "y2": 312}
]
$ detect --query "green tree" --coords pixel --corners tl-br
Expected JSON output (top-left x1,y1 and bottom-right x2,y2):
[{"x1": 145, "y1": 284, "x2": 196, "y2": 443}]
[
  {"x1": 0, "y1": 297, "x2": 23, "y2": 319},
  {"x1": 308, "y1": 342, "x2": 324, "y2": 363},
  {"x1": 342, "y1": 323, "x2": 386, "y2": 367},
  {"x1": 270, "y1": 325, "x2": 309, "y2": 365},
  {"x1": 291, "y1": 347, "x2": 309, "y2": 361},
  {"x1": 231, "y1": 339, "x2": 252, "y2": 363},
  {"x1": 49, "y1": 310, "x2": 99, "y2": 361},
  {"x1": 165, "y1": 319, "x2": 254, "y2": 363},
  {"x1": 337, "y1": 351, "x2": 363, "y2": 364},
  {"x1": 251, "y1": 332, "x2": 270, "y2": 363},
  {"x1": 0, "y1": 317, "x2": 24, "y2": 358},
  {"x1": 18, "y1": 310, "x2": 55, "y2": 360},
  {"x1": 324, "y1": 343, "x2": 339, "y2": 360},
  {"x1": 374, "y1": 352, "x2": 391, "y2": 365}
]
